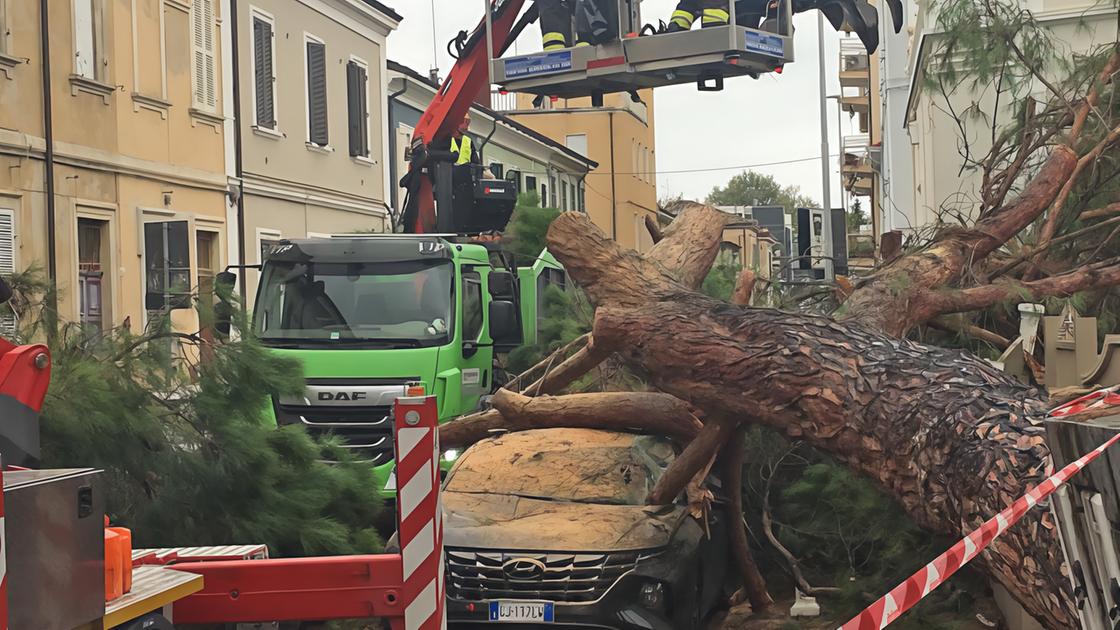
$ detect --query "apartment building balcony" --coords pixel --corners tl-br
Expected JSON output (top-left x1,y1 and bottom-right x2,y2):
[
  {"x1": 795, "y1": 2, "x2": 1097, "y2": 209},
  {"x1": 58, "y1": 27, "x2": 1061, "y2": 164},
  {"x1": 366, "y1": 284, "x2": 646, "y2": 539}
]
[
  {"x1": 839, "y1": 38, "x2": 870, "y2": 89},
  {"x1": 841, "y1": 134, "x2": 875, "y2": 196},
  {"x1": 840, "y1": 86, "x2": 871, "y2": 114}
]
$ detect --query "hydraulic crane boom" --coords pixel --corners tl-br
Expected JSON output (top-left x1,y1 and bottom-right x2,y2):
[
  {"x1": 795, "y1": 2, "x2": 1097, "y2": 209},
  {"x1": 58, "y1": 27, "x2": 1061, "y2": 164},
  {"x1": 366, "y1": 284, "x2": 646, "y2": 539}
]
[{"x1": 400, "y1": 0, "x2": 528, "y2": 234}]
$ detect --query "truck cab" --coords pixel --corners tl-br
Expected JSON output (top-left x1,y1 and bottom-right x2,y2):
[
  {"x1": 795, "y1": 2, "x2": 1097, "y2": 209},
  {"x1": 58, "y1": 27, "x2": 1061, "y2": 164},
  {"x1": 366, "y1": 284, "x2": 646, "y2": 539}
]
[{"x1": 251, "y1": 235, "x2": 562, "y2": 497}]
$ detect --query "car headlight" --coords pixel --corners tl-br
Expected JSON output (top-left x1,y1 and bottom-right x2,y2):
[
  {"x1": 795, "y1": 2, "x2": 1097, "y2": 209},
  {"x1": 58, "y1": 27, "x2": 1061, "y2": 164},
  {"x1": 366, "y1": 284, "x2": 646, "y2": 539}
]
[
  {"x1": 442, "y1": 449, "x2": 461, "y2": 462},
  {"x1": 639, "y1": 581, "x2": 665, "y2": 611}
]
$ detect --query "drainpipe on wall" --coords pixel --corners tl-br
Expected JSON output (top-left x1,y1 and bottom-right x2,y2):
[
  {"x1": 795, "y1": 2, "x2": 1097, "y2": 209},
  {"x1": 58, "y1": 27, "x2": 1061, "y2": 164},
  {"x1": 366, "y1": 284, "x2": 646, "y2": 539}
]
[
  {"x1": 39, "y1": 0, "x2": 57, "y2": 314},
  {"x1": 229, "y1": 0, "x2": 247, "y2": 301},
  {"x1": 607, "y1": 111, "x2": 617, "y2": 240},
  {"x1": 386, "y1": 81, "x2": 409, "y2": 216}
]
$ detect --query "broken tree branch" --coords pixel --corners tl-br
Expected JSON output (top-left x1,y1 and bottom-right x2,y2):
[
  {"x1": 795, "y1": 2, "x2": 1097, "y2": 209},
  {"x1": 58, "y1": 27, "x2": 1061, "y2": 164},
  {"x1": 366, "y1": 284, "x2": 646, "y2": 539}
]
[
  {"x1": 506, "y1": 333, "x2": 590, "y2": 393},
  {"x1": 929, "y1": 316, "x2": 1012, "y2": 350},
  {"x1": 722, "y1": 425, "x2": 774, "y2": 611},
  {"x1": 647, "y1": 415, "x2": 737, "y2": 506},
  {"x1": 762, "y1": 473, "x2": 842, "y2": 597},
  {"x1": 988, "y1": 214, "x2": 1120, "y2": 280},
  {"x1": 645, "y1": 215, "x2": 664, "y2": 244},
  {"x1": 490, "y1": 389, "x2": 703, "y2": 443},
  {"x1": 731, "y1": 270, "x2": 757, "y2": 307},
  {"x1": 523, "y1": 336, "x2": 615, "y2": 395},
  {"x1": 923, "y1": 257, "x2": 1120, "y2": 316}
]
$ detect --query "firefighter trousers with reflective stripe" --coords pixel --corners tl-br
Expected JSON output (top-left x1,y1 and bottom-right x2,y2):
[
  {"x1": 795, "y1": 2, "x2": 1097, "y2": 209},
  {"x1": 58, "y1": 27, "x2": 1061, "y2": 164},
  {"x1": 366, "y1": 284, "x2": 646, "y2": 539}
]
[
  {"x1": 539, "y1": 0, "x2": 573, "y2": 49},
  {"x1": 668, "y1": 0, "x2": 769, "y2": 28}
]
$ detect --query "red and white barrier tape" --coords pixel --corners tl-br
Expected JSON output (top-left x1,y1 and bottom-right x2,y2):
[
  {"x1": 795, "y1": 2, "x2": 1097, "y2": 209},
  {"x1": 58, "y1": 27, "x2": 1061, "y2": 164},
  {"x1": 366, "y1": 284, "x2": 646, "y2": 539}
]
[
  {"x1": 394, "y1": 396, "x2": 446, "y2": 630},
  {"x1": 840, "y1": 431, "x2": 1120, "y2": 630}
]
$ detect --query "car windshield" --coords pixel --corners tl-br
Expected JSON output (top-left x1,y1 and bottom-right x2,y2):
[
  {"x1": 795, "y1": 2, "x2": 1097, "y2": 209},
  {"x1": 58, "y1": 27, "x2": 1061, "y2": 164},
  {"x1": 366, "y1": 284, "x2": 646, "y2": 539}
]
[
  {"x1": 253, "y1": 259, "x2": 453, "y2": 346},
  {"x1": 445, "y1": 430, "x2": 676, "y2": 506}
]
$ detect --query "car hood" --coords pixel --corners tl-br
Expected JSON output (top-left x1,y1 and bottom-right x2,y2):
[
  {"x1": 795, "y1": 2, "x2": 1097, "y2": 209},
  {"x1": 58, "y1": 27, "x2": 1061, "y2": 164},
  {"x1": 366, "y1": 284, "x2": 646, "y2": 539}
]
[{"x1": 443, "y1": 490, "x2": 687, "y2": 552}]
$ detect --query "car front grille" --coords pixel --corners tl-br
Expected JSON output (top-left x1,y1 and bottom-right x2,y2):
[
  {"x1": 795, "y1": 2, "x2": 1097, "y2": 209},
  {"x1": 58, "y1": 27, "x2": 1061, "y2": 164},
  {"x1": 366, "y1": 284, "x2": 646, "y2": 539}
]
[
  {"x1": 273, "y1": 402, "x2": 394, "y2": 465},
  {"x1": 446, "y1": 548, "x2": 649, "y2": 603}
]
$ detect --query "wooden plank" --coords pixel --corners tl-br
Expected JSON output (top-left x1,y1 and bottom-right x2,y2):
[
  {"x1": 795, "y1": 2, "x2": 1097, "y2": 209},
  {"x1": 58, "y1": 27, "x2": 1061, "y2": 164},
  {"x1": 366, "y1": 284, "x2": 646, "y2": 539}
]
[{"x1": 103, "y1": 566, "x2": 203, "y2": 627}]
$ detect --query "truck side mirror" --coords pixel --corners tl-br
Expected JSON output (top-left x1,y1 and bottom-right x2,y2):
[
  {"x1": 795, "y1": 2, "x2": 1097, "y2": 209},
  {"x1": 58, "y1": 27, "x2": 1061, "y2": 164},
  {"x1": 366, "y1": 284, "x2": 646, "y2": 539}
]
[
  {"x1": 216, "y1": 270, "x2": 238, "y2": 291},
  {"x1": 489, "y1": 271, "x2": 516, "y2": 299},
  {"x1": 489, "y1": 300, "x2": 519, "y2": 345},
  {"x1": 213, "y1": 271, "x2": 238, "y2": 339},
  {"x1": 0, "y1": 276, "x2": 11, "y2": 306}
]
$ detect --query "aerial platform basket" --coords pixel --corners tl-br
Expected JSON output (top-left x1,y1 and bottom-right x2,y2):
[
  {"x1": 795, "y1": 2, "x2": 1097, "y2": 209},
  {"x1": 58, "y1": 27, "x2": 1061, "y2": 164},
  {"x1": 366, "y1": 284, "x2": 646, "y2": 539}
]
[{"x1": 485, "y1": 0, "x2": 795, "y2": 99}]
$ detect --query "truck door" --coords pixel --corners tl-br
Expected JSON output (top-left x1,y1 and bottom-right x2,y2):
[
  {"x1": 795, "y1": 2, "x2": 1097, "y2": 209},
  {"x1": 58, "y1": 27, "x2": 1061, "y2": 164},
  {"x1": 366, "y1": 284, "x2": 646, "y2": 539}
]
[{"x1": 459, "y1": 266, "x2": 491, "y2": 410}]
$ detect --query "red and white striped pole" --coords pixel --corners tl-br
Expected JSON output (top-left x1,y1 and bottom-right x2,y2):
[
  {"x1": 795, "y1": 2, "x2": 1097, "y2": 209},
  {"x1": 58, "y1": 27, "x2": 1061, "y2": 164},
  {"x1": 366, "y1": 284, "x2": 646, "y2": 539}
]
[{"x1": 393, "y1": 396, "x2": 445, "y2": 630}]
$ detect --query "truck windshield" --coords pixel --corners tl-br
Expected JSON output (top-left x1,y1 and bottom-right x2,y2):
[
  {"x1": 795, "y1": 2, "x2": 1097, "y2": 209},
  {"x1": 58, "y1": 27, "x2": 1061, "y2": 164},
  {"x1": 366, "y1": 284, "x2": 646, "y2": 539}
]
[{"x1": 253, "y1": 260, "x2": 454, "y2": 346}]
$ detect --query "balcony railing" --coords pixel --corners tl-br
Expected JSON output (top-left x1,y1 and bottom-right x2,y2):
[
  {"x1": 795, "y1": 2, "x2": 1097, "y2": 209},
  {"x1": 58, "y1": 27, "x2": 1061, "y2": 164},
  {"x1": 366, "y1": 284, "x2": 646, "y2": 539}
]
[
  {"x1": 490, "y1": 90, "x2": 521, "y2": 112},
  {"x1": 840, "y1": 38, "x2": 869, "y2": 71},
  {"x1": 839, "y1": 37, "x2": 870, "y2": 89},
  {"x1": 841, "y1": 134, "x2": 874, "y2": 195}
]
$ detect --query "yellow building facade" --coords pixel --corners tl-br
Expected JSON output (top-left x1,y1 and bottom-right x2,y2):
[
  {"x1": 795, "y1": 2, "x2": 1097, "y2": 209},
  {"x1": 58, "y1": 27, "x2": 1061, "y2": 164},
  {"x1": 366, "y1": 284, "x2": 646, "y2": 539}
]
[
  {"x1": 501, "y1": 91, "x2": 658, "y2": 252},
  {"x1": 0, "y1": 0, "x2": 228, "y2": 333}
]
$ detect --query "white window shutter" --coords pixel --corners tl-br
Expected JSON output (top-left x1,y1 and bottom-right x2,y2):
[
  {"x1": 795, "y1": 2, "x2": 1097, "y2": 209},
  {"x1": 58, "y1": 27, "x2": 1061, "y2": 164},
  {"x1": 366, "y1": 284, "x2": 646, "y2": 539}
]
[
  {"x1": 74, "y1": 0, "x2": 95, "y2": 79},
  {"x1": 0, "y1": 210, "x2": 15, "y2": 335},
  {"x1": 191, "y1": 0, "x2": 216, "y2": 109}
]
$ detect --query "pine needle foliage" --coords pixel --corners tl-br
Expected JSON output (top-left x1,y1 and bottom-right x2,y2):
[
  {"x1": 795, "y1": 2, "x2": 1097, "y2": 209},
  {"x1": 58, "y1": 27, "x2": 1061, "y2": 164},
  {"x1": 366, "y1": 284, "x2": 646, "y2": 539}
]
[{"x1": 11, "y1": 273, "x2": 383, "y2": 557}]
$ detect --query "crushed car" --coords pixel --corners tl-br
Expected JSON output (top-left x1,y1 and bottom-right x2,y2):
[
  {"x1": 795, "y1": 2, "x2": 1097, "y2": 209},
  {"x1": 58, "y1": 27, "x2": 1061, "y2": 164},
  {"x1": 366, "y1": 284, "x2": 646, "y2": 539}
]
[{"x1": 439, "y1": 428, "x2": 729, "y2": 629}]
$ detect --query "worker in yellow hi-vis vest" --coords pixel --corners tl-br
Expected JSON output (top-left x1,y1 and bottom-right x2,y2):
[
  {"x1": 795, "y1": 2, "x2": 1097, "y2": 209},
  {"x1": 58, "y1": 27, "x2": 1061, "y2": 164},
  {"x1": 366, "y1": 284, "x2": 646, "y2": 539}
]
[{"x1": 445, "y1": 112, "x2": 481, "y2": 166}]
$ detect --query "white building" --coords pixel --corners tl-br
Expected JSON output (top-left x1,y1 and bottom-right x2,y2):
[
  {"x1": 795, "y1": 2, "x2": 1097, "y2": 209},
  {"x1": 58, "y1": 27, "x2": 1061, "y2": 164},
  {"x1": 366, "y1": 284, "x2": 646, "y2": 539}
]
[{"x1": 875, "y1": 0, "x2": 1116, "y2": 236}]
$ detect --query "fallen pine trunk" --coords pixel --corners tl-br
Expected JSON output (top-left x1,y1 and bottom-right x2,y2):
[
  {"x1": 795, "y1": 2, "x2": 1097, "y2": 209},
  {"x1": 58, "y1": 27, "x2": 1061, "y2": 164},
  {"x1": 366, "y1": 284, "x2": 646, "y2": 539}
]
[
  {"x1": 439, "y1": 389, "x2": 703, "y2": 449},
  {"x1": 546, "y1": 205, "x2": 1076, "y2": 629}
]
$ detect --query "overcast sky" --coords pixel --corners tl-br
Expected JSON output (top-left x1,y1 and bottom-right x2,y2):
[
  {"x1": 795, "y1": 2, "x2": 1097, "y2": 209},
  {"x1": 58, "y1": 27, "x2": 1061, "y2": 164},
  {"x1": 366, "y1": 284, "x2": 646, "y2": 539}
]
[{"x1": 385, "y1": 1, "x2": 861, "y2": 208}]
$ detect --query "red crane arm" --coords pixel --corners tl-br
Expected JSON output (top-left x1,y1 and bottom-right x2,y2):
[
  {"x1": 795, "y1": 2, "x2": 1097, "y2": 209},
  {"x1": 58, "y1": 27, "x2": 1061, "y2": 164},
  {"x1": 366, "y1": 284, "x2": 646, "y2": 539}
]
[
  {"x1": 413, "y1": 0, "x2": 527, "y2": 146},
  {"x1": 403, "y1": 0, "x2": 528, "y2": 233}
]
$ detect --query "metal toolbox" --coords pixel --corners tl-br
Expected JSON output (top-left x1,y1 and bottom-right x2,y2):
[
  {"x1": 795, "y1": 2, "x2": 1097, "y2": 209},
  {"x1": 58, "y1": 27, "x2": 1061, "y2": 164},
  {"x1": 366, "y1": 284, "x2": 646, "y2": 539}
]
[{"x1": 5, "y1": 468, "x2": 105, "y2": 630}]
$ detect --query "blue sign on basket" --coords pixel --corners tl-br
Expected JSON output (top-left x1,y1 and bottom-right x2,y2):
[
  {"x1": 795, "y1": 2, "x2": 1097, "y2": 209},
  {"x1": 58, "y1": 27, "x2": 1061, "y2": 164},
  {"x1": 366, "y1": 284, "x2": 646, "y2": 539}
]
[
  {"x1": 504, "y1": 50, "x2": 573, "y2": 79},
  {"x1": 745, "y1": 31, "x2": 785, "y2": 58}
]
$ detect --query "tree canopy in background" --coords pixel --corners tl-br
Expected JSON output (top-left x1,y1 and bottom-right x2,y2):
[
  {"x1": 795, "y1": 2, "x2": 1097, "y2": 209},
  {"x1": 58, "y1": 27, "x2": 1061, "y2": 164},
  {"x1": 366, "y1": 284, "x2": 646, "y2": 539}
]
[{"x1": 706, "y1": 170, "x2": 818, "y2": 210}]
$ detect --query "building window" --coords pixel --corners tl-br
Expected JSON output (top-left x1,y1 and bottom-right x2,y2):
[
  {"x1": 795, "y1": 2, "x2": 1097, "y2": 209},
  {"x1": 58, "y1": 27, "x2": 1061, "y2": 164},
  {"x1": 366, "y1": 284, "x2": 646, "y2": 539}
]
[
  {"x1": 549, "y1": 174, "x2": 557, "y2": 208},
  {"x1": 526, "y1": 175, "x2": 538, "y2": 203},
  {"x1": 143, "y1": 220, "x2": 192, "y2": 312},
  {"x1": 73, "y1": 0, "x2": 103, "y2": 80},
  {"x1": 578, "y1": 182, "x2": 586, "y2": 212},
  {"x1": 251, "y1": 10, "x2": 277, "y2": 130},
  {"x1": 191, "y1": 0, "x2": 217, "y2": 110},
  {"x1": 561, "y1": 181, "x2": 569, "y2": 211},
  {"x1": 78, "y1": 218, "x2": 111, "y2": 330},
  {"x1": 565, "y1": 134, "x2": 588, "y2": 157},
  {"x1": 305, "y1": 35, "x2": 329, "y2": 147},
  {"x1": 196, "y1": 230, "x2": 219, "y2": 298},
  {"x1": 0, "y1": 208, "x2": 14, "y2": 335},
  {"x1": 346, "y1": 58, "x2": 370, "y2": 157},
  {"x1": 506, "y1": 169, "x2": 521, "y2": 193},
  {"x1": 540, "y1": 183, "x2": 547, "y2": 209},
  {"x1": 462, "y1": 269, "x2": 483, "y2": 341}
]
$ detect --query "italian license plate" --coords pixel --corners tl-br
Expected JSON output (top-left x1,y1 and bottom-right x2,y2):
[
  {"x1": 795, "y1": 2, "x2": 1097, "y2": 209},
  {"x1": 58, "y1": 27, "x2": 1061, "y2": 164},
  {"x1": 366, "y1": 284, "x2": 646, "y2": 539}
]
[{"x1": 488, "y1": 601, "x2": 555, "y2": 622}]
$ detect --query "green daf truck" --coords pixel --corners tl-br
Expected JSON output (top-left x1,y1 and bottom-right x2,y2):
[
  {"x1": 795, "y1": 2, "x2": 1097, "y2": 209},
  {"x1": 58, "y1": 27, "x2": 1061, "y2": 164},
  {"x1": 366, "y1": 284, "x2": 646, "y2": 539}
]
[{"x1": 247, "y1": 234, "x2": 564, "y2": 497}]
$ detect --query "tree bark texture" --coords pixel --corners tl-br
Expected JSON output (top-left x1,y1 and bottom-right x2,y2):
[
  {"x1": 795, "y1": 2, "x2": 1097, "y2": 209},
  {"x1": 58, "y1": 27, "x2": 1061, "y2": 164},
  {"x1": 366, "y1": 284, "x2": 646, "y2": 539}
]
[
  {"x1": 439, "y1": 390, "x2": 703, "y2": 449},
  {"x1": 546, "y1": 206, "x2": 1075, "y2": 629}
]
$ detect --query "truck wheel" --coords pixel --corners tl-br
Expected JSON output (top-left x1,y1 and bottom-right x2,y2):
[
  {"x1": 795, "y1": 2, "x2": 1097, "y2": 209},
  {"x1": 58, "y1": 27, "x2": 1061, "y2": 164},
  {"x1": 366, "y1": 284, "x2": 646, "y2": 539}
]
[{"x1": 112, "y1": 613, "x2": 174, "y2": 630}]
